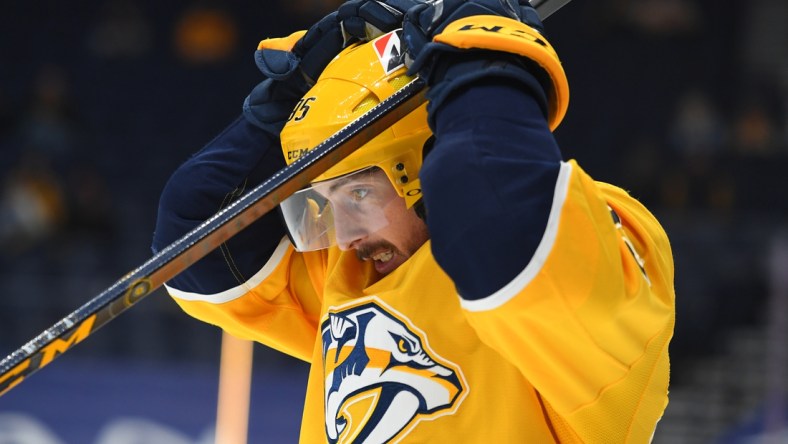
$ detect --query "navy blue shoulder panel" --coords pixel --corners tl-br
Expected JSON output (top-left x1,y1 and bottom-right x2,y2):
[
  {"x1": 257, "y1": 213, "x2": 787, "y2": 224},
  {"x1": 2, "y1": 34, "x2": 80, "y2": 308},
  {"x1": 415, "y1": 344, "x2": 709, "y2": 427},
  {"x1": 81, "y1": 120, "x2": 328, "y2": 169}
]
[
  {"x1": 421, "y1": 77, "x2": 562, "y2": 300},
  {"x1": 152, "y1": 115, "x2": 287, "y2": 294}
]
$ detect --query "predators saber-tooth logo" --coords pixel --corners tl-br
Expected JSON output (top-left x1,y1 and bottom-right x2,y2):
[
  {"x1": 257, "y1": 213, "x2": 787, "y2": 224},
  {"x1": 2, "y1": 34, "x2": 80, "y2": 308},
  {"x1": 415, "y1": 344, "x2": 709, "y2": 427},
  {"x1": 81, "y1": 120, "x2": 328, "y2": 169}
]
[{"x1": 321, "y1": 300, "x2": 466, "y2": 443}]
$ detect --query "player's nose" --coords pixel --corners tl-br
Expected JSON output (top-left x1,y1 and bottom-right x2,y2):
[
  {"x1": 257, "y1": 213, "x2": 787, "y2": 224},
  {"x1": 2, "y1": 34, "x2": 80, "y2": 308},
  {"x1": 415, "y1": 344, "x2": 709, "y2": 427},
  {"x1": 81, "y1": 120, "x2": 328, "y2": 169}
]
[{"x1": 333, "y1": 210, "x2": 368, "y2": 251}]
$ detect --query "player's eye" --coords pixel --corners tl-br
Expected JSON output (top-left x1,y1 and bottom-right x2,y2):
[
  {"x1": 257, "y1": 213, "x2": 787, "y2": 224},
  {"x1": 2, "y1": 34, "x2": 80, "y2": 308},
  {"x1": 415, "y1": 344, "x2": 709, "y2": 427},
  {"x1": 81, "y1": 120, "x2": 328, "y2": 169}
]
[{"x1": 350, "y1": 188, "x2": 369, "y2": 202}]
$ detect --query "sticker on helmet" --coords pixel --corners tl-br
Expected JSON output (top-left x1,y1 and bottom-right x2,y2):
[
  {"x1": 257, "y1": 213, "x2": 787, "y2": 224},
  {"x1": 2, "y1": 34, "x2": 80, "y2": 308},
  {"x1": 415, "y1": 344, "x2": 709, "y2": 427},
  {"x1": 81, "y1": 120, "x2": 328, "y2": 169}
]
[{"x1": 373, "y1": 30, "x2": 405, "y2": 74}]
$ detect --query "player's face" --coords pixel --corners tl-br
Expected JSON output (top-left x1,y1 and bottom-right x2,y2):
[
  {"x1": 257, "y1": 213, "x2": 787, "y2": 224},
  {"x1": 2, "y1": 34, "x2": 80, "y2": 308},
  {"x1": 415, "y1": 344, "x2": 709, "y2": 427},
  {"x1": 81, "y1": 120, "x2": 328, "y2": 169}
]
[{"x1": 312, "y1": 168, "x2": 429, "y2": 276}]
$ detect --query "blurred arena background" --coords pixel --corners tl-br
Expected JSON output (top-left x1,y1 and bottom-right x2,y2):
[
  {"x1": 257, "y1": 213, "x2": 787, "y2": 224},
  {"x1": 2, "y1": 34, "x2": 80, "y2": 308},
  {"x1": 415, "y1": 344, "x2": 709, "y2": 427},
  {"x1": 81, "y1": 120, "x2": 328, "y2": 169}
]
[{"x1": 0, "y1": 0, "x2": 786, "y2": 442}]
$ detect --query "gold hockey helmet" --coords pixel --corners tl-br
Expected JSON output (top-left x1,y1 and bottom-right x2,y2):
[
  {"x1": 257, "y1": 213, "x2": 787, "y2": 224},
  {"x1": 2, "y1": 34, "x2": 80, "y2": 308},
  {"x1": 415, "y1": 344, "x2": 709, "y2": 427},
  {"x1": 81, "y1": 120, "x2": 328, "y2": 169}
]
[{"x1": 279, "y1": 30, "x2": 431, "y2": 209}]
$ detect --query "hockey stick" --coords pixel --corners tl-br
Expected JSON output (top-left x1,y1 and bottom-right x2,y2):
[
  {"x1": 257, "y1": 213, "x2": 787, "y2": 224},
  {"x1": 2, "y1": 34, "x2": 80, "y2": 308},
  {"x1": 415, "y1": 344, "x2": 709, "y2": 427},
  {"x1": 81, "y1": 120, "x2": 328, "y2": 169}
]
[
  {"x1": 0, "y1": 0, "x2": 571, "y2": 396},
  {"x1": 0, "y1": 78, "x2": 427, "y2": 396},
  {"x1": 530, "y1": 0, "x2": 573, "y2": 20}
]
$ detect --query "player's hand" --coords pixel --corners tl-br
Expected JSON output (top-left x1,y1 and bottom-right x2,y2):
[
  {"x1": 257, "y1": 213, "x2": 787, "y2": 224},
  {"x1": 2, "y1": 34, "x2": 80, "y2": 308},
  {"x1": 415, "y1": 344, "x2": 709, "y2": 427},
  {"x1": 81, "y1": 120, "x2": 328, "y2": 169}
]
[
  {"x1": 399, "y1": 0, "x2": 568, "y2": 131},
  {"x1": 243, "y1": 12, "x2": 343, "y2": 135},
  {"x1": 337, "y1": 0, "x2": 422, "y2": 43},
  {"x1": 402, "y1": 0, "x2": 543, "y2": 74}
]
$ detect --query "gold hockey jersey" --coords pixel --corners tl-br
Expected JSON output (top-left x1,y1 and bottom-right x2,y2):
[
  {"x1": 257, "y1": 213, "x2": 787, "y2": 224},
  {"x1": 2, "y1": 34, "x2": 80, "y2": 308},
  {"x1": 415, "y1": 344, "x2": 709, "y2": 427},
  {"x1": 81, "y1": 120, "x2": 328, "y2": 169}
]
[{"x1": 167, "y1": 161, "x2": 675, "y2": 443}]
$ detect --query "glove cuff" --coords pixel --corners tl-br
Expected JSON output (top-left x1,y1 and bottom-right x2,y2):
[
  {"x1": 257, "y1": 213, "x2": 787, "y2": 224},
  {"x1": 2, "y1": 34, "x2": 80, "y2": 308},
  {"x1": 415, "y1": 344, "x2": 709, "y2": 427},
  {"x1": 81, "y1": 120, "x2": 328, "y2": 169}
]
[
  {"x1": 409, "y1": 14, "x2": 569, "y2": 131},
  {"x1": 433, "y1": 15, "x2": 568, "y2": 130},
  {"x1": 424, "y1": 52, "x2": 550, "y2": 131},
  {"x1": 242, "y1": 78, "x2": 303, "y2": 136}
]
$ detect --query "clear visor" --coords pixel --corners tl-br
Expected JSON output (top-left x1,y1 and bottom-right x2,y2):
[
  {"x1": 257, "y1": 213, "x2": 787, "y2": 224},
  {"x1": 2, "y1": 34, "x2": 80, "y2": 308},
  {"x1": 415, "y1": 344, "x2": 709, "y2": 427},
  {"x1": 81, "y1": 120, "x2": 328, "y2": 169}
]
[{"x1": 279, "y1": 168, "x2": 397, "y2": 252}]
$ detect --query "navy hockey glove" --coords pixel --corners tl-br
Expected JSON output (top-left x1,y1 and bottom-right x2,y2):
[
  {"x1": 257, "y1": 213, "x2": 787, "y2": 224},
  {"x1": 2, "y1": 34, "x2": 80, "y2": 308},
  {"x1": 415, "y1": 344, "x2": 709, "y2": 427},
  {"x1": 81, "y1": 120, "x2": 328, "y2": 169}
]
[
  {"x1": 402, "y1": 0, "x2": 543, "y2": 71},
  {"x1": 337, "y1": 0, "x2": 421, "y2": 43},
  {"x1": 402, "y1": 0, "x2": 568, "y2": 130},
  {"x1": 243, "y1": 12, "x2": 343, "y2": 135}
]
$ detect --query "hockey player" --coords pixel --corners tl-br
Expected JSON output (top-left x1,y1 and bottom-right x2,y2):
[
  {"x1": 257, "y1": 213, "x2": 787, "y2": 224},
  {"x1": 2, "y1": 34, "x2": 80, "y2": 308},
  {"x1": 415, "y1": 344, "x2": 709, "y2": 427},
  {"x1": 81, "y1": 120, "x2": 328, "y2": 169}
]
[{"x1": 153, "y1": 0, "x2": 676, "y2": 442}]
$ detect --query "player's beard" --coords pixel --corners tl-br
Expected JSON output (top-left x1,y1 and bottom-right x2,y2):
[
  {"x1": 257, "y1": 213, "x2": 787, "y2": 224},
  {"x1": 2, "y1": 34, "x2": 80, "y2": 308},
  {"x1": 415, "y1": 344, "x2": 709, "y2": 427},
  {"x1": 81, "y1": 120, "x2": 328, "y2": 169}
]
[{"x1": 354, "y1": 215, "x2": 429, "y2": 274}]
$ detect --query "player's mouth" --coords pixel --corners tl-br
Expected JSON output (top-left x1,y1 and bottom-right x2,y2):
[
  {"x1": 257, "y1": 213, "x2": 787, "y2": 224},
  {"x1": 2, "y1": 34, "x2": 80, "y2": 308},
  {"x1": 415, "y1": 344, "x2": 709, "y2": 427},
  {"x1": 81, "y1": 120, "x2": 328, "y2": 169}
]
[
  {"x1": 358, "y1": 245, "x2": 401, "y2": 275},
  {"x1": 371, "y1": 250, "x2": 393, "y2": 263},
  {"x1": 371, "y1": 248, "x2": 399, "y2": 274}
]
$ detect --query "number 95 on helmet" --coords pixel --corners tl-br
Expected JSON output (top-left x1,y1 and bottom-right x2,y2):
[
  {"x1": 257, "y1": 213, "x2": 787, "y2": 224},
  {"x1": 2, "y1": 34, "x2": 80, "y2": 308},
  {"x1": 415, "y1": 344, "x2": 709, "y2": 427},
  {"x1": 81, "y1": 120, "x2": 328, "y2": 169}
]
[{"x1": 279, "y1": 30, "x2": 432, "y2": 252}]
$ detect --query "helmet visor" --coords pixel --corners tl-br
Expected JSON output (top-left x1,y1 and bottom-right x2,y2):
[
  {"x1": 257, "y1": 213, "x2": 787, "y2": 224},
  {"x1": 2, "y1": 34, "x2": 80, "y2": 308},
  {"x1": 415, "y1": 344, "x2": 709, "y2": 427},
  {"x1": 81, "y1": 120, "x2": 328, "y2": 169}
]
[{"x1": 279, "y1": 168, "x2": 397, "y2": 252}]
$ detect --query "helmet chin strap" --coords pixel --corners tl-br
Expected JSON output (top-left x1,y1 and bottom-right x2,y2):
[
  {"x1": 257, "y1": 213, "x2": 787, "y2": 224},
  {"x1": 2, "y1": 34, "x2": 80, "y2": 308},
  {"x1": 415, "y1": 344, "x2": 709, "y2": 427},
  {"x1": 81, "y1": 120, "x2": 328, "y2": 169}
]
[
  {"x1": 413, "y1": 135, "x2": 435, "y2": 222},
  {"x1": 414, "y1": 199, "x2": 427, "y2": 222},
  {"x1": 421, "y1": 135, "x2": 436, "y2": 158}
]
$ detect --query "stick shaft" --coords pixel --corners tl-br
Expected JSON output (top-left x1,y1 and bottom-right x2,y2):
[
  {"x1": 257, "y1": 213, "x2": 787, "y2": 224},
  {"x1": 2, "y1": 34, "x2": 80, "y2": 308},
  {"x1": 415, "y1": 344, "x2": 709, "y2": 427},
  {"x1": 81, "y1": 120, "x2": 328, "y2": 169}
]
[
  {"x1": 0, "y1": 78, "x2": 427, "y2": 396},
  {"x1": 530, "y1": 0, "x2": 573, "y2": 19}
]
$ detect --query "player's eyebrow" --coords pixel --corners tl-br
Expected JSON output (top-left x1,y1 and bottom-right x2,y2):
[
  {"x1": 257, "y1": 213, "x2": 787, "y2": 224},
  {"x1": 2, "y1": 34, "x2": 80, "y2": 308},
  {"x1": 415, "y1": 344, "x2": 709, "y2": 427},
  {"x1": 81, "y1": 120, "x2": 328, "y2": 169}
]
[
  {"x1": 324, "y1": 168, "x2": 379, "y2": 195},
  {"x1": 327, "y1": 175, "x2": 357, "y2": 195}
]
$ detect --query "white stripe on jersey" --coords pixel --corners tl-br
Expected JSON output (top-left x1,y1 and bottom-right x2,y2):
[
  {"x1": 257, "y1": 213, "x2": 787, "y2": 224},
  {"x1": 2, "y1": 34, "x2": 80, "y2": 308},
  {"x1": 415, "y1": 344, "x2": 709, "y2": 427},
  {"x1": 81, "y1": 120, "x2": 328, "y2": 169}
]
[
  {"x1": 460, "y1": 161, "x2": 572, "y2": 312},
  {"x1": 166, "y1": 236, "x2": 292, "y2": 304}
]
